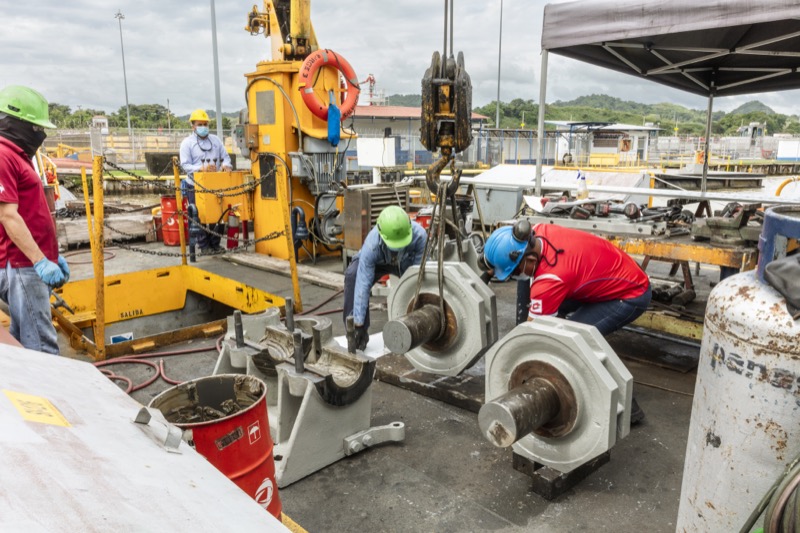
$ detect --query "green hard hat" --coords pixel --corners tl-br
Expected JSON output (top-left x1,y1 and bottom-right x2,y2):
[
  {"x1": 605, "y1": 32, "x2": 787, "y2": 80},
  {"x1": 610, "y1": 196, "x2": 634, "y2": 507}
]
[
  {"x1": 0, "y1": 85, "x2": 56, "y2": 129},
  {"x1": 377, "y1": 206, "x2": 412, "y2": 249}
]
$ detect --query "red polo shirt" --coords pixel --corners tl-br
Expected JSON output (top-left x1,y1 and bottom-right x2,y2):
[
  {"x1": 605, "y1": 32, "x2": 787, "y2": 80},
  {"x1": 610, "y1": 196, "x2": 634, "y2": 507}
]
[
  {"x1": 0, "y1": 136, "x2": 58, "y2": 268},
  {"x1": 528, "y1": 224, "x2": 649, "y2": 318}
]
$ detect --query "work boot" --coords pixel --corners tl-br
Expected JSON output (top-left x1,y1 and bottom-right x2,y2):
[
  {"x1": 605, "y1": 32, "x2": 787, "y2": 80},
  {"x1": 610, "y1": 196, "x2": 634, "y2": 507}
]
[{"x1": 630, "y1": 397, "x2": 645, "y2": 426}]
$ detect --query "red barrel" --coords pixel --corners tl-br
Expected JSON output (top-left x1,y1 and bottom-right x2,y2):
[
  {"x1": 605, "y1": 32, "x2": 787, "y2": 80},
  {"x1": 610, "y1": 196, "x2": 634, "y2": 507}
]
[
  {"x1": 149, "y1": 375, "x2": 282, "y2": 519},
  {"x1": 160, "y1": 195, "x2": 189, "y2": 246}
]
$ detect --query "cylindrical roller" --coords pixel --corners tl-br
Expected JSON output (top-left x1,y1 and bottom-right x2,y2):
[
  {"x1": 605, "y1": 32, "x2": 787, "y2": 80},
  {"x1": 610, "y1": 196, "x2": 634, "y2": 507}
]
[
  {"x1": 383, "y1": 304, "x2": 444, "y2": 354},
  {"x1": 478, "y1": 378, "x2": 561, "y2": 448},
  {"x1": 233, "y1": 310, "x2": 245, "y2": 348},
  {"x1": 515, "y1": 277, "x2": 531, "y2": 326},
  {"x1": 285, "y1": 297, "x2": 295, "y2": 333},
  {"x1": 293, "y1": 331, "x2": 304, "y2": 374}
]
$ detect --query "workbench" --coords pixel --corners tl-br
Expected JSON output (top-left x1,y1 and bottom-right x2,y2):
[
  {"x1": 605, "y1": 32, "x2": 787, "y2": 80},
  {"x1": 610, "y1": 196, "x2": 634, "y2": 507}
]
[{"x1": 602, "y1": 232, "x2": 758, "y2": 340}]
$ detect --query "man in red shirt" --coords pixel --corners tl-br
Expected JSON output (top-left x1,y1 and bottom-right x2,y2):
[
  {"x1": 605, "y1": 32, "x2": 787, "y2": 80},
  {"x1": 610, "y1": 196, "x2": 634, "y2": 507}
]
[
  {"x1": 481, "y1": 220, "x2": 651, "y2": 421},
  {"x1": 482, "y1": 221, "x2": 651, "y2": 331},
  {"x1": 0, "y1": 85, "x2": 69, "y2": 354}
]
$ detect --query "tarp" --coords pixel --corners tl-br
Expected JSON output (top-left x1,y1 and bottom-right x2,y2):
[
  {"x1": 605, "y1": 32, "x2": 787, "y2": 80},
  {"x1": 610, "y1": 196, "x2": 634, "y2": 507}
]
[{"x1": 542, "y1": 0, "x2": 800, "y2": 97}]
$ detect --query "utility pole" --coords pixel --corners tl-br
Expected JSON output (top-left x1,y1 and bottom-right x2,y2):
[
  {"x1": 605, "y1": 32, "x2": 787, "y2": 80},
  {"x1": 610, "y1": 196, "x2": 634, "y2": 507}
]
[
  {"x1": 167, "y1": 98, "x2": 171, "y2": 133},
  {"x1": 495, "y1": 0, "x2": 503, "y2": 128},
  {"x1": 210, "y1": 0, "x2": 223, "y2": 139},
  {"x1": 115, "y1": 9, "x2": 135, "y2": 168}
]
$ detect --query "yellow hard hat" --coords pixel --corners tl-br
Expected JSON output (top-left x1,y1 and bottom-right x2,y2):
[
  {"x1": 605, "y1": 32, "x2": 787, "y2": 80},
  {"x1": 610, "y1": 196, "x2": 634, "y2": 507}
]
[{"x1": 189, "y1": 109, "x2": 209, "y2": 123}]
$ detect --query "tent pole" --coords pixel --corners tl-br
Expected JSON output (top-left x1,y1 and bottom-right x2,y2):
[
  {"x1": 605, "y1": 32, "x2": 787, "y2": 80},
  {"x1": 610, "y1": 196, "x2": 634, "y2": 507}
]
[
  {"x1": 535, "y1": 49, "x2": 548, "y2": 196},
  {"x1": 702, "y1": 93, "x2": 714, "y2": 194}
]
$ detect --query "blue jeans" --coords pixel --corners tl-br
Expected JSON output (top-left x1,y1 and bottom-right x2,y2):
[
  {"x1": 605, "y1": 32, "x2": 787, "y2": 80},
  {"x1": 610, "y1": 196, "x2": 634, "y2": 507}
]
[
  {"x1": 181, "y1": 179, "x2": 209, "y2": 249},
  {"x1": 0, "y1": 264, "x2": 59, "y2": 354},
  {"x1": 343, "y1": 256, "x2": 394, "y2": 332},
  {"x1": 558, "y1": 285, "x2": 652, "y2": 336}
]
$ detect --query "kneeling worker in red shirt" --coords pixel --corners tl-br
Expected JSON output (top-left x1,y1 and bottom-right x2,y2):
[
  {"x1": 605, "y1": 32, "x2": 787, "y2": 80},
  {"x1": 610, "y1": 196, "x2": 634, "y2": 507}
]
[{"x1": 480, "y1": 220, "x2": 651, "y2": 422}]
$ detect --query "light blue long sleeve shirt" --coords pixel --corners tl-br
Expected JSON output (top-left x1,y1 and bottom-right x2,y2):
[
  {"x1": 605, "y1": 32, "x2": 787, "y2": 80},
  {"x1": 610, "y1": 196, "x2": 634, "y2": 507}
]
[
  {"x1": 352, "y1": 221, "x2": 427, "y2": 325},
  {"x1": 179, "y1": 132, "x2": 232, "y2": 184}
]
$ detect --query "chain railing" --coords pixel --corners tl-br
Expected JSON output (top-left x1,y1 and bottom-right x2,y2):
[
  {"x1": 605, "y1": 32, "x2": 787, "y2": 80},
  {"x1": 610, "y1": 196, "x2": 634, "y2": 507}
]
[{"x1": 96, "y1": 156, "x2": 286, "y2": 258}]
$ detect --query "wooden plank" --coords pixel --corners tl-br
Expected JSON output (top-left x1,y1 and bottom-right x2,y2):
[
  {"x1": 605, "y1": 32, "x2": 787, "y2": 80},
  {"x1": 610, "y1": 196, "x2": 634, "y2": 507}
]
[
  {"x1": 223, "y1": 252, "x2": 345, "y2": 290},
  {"x1": 57, "y1": 214, "x2": 155, "y2": 247}
]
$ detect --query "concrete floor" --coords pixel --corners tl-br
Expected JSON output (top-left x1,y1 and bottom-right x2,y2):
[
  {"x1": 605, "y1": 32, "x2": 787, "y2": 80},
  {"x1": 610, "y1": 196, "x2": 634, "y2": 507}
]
[{"x1": 62, "y1": 242, "x2": 705, "y2": 532}]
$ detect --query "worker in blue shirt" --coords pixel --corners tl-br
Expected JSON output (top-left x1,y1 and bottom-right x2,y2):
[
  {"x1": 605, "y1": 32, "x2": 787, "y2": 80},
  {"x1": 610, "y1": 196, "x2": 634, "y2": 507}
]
[
  {"x1": 179, "y1": 109, "x2": 231, "y2": 253},
  {"x1": 344, "y1": 206, "x2": 427, "y2": 350}
]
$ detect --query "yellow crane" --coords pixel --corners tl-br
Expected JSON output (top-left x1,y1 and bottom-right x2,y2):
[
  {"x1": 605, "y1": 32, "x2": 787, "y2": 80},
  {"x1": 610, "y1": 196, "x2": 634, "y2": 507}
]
[{"x1": 195, "y1": 0, "x2": 359, "y2": 269}]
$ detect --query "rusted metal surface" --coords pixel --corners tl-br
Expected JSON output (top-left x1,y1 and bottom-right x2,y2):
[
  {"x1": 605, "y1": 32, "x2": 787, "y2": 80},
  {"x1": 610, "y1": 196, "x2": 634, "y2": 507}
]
[
  {"x1": 479, "y1": 378, "x2": 561, "y2": 448},
  {"x1": 513, "y1": 451, "x2": 611, "y2": 502},
  {"x1": 509, "y1": 360, "x2": 578, "y2": 438},
  {"x1": 105, "y1": 319, "x2": 228, "y2": 359},
  {"x1": 632, "y1": 311, "x2": 704, "y2": 341},
  {"x1": 156, "y1": 375, "x2": 261, "y2": 425},
  {"x1": 677, "y1": 271, "x2": 800, "y2": 531},
  {"x1": 383, "y1": 304, "x2": 444, "y2": 354},
  {"x1": 606, "y1": 234, "x2": 758, "y2": 270},
  {"x1": 410, "y1": 293, "x2": 458, "y2": 352}
]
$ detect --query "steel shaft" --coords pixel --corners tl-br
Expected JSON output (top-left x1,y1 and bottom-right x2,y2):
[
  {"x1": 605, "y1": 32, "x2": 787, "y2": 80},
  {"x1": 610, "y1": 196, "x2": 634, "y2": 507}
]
[
  {"x1": 233, "y1": 310, "x2": 245, "y2": 348},
  {"x1": 383, "y1": 304, "x2": 444, "y2": 354},
  {"x1": 478, "y1": 378, "x2": 561, "y2": 448}
]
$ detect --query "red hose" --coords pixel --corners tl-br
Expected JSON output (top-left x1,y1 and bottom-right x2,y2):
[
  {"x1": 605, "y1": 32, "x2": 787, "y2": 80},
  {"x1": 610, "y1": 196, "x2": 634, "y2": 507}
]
[{"x1": 93, "y1": 339, "x2": 222, "y2": 393}]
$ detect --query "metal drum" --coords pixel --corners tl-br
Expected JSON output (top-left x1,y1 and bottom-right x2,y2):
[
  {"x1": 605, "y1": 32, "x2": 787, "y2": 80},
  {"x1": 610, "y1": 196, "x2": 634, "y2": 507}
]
[
  {"x1": 677, "y1": 207, "x2": 800, "y2": 531},
  {"x1": 150, "y1": 374, "x2": 282, "y2": 519}
]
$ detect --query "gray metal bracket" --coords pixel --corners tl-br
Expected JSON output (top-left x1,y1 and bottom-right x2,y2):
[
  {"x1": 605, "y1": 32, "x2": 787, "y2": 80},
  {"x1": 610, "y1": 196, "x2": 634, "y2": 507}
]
[
  {"x1": 344, "y1": 422, "x2": 406, "y2": 456},
  {"x1": 133, "y1": 407, "x2": 183, "y2": 454}
]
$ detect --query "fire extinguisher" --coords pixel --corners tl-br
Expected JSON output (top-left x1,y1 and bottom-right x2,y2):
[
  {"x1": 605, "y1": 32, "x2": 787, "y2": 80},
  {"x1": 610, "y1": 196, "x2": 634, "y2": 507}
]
[{"x1": 226, "y1": 205, "x2": 240, "y2": 250}]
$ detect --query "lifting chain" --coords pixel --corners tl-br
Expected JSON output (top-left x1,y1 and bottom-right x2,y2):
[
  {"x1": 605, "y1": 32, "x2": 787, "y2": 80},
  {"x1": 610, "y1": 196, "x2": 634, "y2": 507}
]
[
  {"x1": 190, "y1": 168, "x2": 274, "y2": 197},
  {"x1": 420, "y1": 0, "x2": 472, "y2": 190},
  {"x1": 102, "y1": 218, "x2": 286, "y2": 258}
]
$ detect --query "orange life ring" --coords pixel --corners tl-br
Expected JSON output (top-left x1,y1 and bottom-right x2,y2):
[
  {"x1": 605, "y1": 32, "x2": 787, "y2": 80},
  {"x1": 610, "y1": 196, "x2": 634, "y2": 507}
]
[{"x1": 298, "y1": 49, "x2": 360, "y2": 121}]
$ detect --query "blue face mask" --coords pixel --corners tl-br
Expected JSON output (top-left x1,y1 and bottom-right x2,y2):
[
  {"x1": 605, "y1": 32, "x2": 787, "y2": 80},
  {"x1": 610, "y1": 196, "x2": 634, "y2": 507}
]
[{"x1": 196, "y1": 126, "x2": 209, "y2": 138}]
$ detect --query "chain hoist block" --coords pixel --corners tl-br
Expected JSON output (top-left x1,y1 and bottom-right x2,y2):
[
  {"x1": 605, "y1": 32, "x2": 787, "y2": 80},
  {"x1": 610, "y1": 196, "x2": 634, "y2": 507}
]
[
  {"x1": 420, "y1": 51, "x2": 441, "y2": 153},
  {"x1": 419, "y1": 51, "x2": 473, "y2": 155},
  {"x1": 480, "y1": 317, "x2": 632, "y2": 473},
  {"x1": 384, "y1": 262, "x2": 497, "y2": 376},
  {"x1": 453, "y1": 52, "x2": 473, "y2": 154}
]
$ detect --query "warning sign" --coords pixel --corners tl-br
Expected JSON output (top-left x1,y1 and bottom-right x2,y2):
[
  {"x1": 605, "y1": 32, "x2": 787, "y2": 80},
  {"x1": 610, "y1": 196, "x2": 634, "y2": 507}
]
[
  {"x1": 3, "y1": 390, "x2": 70, "y2": 427},
  {"x1": 248, "y1": 420, "x2": 261, "y2": 445}
]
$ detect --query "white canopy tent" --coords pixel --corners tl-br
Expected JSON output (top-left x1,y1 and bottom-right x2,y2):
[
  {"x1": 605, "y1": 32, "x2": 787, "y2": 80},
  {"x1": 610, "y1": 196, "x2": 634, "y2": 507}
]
[{"x1": 535, "y1": 0, "x2": 800, "y2": 195}]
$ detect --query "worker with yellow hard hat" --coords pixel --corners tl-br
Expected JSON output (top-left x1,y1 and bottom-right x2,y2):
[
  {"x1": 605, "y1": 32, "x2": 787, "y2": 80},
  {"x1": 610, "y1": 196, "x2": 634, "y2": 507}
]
[{"x1": 179, "y1": 108, "x2": 232, "y2": 254}]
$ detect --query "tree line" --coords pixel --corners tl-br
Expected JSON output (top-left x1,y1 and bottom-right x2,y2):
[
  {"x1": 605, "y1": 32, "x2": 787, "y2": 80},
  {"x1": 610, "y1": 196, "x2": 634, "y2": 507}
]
[
  {"x1": 47, "y1": 94, "x2": 800, "y2": 136},
  {"x1": 47, "y1": 103, "x2": 233, "y2": 131}
]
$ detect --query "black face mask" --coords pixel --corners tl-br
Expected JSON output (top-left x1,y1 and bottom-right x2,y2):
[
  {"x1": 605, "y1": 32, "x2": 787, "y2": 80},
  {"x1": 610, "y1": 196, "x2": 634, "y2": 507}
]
[{"x1": 0, "y1": 116, "x2": 48, "y2": 158}]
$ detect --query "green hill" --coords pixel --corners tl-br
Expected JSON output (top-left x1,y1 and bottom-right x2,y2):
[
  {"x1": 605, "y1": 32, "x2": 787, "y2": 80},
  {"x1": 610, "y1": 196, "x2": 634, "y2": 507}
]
[{"x1": 729, "y1": 101, "x2": 775, "y2": 115}]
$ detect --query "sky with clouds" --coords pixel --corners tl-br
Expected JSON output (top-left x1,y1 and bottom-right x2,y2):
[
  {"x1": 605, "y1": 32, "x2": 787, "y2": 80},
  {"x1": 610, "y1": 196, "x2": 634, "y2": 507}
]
[{"x1": 2, "y1": 0, "x2": 800, "y2": 117}]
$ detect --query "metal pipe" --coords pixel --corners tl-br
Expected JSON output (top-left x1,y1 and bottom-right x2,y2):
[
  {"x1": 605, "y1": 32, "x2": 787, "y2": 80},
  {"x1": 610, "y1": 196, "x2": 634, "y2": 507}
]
[
  {"x1": 172, "y1": 157, "x2": 187, "y2": 266},
  {"x1": 535, "y1": 50, "x2": 548, "y2": 196},
  {"x1": 478, "y1": 378, "x2": 561, "y2": 448},
  {"x1": 91, "y1": 156, "x2": 106, "y2": 361},
  {"x1": 115, "y1": 10, "x2": 134, "y2": 169},
  {"x1": 702, "y1": 91, "x2": 714, "y2": 194},
  {"x1": 495, "y1": 0, "x2": 503, "y2": 128},
  {"x1": 346, "y1": 316, "x2": 356, "y2": 354},
  {"x1": 285, "y1": 296, "x2": 295, "y2": 333},
  {"x1": 383, "y1": 304, "x2": 444, "y2": 354},
  {"x1": 209, "y1": 0, "x2": 223, "y2": 140},
  {"x1": 233, "y1": 310, "x2": 244, "y2": 348},
  {"x1": 293, "y1": 331, "x2": 304, "y2": 374}
]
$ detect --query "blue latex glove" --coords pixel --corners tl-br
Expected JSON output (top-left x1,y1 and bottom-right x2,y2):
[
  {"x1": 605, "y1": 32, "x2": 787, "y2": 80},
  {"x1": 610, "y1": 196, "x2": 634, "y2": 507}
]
[
  {"x1": 57, "y1": 255, "x2": 70, "y2": 284},
  {"x1": 33, "y1": 258, "x2": 66, "y2": 288}
]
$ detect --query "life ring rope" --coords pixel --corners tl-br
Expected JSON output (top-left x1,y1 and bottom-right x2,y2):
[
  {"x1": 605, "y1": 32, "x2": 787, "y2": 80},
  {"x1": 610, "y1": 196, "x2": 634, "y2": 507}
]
[{"x1": 298, "y1": 49, "x2": 360, "y2": 122}]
